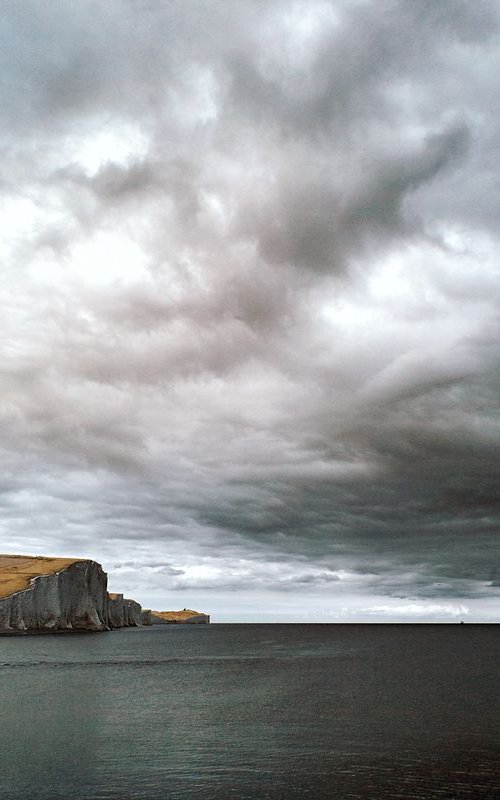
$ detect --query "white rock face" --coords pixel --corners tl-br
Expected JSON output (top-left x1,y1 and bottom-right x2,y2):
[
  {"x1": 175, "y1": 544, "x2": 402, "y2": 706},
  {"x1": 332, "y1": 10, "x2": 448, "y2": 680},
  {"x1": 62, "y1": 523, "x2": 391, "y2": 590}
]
[
  {"x1": 124, "y1": 598, "x2": 142, "y2": 626},
  {"x1": 183, "y1": 613, "x2": 210, "y2": 624},
  {"x1": 104, "y1": 592, "x2": 147, "y2": 628},
  {"x1": 107, "y1": 592, "x2": 125, "y2": 628},
  {"x1": 0, "y1": 556, "x2": 202, "y2": 634},
  {"x1": 151, "y1": 612, "x2": 210, "y2": 624},
  {"x1": 0, "y1": 560, "x2": 110, "y2": 633},
  {"x1": 141, "y1": 609, "x2": 152, "y2": 625}
]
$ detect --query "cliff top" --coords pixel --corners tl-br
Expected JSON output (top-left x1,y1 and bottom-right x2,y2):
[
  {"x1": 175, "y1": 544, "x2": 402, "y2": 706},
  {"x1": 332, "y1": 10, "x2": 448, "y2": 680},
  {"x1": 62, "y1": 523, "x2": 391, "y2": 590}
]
[
  {"x1": 0, "y1": 555, "x2": 83, "y2": 599},
  {"x1": 152, "y1": 609, "x2": 206, "y2": 621}
]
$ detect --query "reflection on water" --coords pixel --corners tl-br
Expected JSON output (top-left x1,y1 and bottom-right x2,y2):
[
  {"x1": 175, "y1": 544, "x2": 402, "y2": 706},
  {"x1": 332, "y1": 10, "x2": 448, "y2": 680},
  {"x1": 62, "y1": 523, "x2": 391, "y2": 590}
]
[{"x1": 0, "y1": 624, "x2": 499, "y2": 799}]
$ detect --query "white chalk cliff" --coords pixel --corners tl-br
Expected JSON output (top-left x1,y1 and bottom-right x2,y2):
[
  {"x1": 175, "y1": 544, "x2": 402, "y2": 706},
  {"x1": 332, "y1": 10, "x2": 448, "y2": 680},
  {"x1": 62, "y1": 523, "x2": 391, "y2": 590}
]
[
  {"x1": 107, "y1": 593, "x2": 148, "y2": 627},
  {"x1": 0, "y1": 559, "x2": 110, "y2": 632},
  {"x1": 0, "y1": 554, "x2": 208, "y2": 634},
  {"x1": 151, "y1": 610, "x2": 210, "y2": 624}
]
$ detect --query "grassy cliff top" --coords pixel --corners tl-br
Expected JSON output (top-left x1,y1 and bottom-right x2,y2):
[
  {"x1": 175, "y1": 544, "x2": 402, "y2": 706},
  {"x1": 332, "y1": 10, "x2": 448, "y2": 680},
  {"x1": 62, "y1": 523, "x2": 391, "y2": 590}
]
[
  {"x1": 0, "y1": 555, "x2": 83, "y2": 599},
  {"x1": 152, "y1": 609, "x2": 206, "y2": 621}
]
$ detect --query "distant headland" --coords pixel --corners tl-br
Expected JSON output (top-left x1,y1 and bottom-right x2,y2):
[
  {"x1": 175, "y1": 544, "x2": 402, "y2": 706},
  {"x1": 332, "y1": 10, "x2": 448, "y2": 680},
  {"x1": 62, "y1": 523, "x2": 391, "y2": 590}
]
[{"x1": 0, "y1": 554, "x2": 209, "y2": 634}]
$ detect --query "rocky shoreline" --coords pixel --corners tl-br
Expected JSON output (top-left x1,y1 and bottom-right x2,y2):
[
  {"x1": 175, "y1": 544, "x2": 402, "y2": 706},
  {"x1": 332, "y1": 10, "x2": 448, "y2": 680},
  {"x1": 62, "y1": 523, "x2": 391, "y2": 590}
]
[{"x1": 0, "y1": 555, "x2": 209, "y2": 634}]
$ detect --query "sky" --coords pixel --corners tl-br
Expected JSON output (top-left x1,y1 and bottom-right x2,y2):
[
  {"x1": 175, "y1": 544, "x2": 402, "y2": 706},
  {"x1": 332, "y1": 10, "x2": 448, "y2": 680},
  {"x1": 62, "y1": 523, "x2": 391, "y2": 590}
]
[{"x1": 1, "y1": 0, "x2": 500, "y2": 622}]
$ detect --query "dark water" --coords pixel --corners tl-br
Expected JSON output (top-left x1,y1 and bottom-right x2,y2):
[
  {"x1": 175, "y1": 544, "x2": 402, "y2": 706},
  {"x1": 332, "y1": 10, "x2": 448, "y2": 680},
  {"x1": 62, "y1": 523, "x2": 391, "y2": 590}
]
[{"x1": 0, "y1": 624, "x2": 499, "y2": 799}]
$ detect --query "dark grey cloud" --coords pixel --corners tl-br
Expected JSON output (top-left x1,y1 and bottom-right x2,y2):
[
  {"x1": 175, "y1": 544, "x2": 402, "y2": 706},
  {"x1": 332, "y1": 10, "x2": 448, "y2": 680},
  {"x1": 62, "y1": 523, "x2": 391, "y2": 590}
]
[{"x1": 1, "y1": 0, "x2": 500, "y2": 620}]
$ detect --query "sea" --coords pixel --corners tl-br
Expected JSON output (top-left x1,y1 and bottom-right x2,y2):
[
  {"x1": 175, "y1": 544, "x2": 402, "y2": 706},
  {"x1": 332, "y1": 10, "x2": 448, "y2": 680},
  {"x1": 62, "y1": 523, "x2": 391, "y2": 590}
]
[{"x1": 0, "y1": 624, "x2": 499, "y2": 799}]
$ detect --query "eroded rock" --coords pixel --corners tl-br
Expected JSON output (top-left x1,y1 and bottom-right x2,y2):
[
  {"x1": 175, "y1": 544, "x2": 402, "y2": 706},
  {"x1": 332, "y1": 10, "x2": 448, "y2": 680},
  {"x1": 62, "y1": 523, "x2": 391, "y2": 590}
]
[{"x1": 0, "y1": 559, "x2": 110, "y2": 632}]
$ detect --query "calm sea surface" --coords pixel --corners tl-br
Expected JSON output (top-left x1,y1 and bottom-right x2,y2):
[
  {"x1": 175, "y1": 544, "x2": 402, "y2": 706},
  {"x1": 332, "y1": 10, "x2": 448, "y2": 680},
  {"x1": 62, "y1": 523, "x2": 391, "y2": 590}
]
[{"x1": 0, "y1": 624, "x2": 499, "y2": 799}]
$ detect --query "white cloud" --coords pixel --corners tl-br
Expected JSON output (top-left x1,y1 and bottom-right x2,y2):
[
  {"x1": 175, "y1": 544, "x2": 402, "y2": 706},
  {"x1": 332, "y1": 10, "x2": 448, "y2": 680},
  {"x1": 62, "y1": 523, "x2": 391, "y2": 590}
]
[{"x1": 364, "y1": 603, "x2": 470, "y2": 618}]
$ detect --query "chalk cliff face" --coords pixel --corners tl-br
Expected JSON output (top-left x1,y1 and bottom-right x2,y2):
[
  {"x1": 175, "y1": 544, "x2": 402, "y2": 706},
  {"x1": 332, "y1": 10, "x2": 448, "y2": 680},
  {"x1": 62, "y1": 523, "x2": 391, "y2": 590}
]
[
  {"x1": 0, "y1": 554, "x2": 209, "y2": 634},
  {"x1": 151, "y1": 609, "x2": 210, "y2": 624},
  {"x1": 0, "y1": 560, "x2": 110, "y2": 633},
  {"x1": 124, "y1": 598, "x2": 142, "y2": 626},
  {"x1": 183, "y1": 613, "x2": 210, "y2": 624},
  {"x1": 106, "y1": 593, "x2": 143, "y2": 628},
  {"x1": 107, "y1": 592, "x2": 125, "y2": 628},
  {"x1": 141, "y1": 609, "x2": 152, "y2": 626}
]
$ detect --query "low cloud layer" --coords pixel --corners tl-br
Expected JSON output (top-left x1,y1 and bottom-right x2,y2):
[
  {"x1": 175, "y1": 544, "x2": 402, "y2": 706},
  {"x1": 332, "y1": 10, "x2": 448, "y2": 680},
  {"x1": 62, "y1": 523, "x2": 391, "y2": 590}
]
[{"x1": 1, "y1": 0, "x2": 500, "y2": 620}]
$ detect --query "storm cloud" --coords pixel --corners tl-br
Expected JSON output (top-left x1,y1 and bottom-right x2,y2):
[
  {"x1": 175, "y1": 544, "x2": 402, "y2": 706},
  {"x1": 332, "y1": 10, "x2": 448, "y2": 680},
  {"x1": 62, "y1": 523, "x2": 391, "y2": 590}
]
[{"x1": 1, "y1": 0, "x2": 500, "y2": 620}]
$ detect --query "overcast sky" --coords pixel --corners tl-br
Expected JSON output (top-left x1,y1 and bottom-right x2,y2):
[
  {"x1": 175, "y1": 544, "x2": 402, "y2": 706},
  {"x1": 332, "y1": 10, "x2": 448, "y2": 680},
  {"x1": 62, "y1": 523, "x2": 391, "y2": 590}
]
[{"x1": 1, "y1": 0, "x2": 500, "y2": 621}]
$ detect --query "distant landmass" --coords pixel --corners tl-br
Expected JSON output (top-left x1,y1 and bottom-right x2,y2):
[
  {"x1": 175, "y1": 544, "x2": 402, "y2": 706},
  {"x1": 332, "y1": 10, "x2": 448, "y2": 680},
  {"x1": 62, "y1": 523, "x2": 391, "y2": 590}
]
[
  {"x1": 0, "y1": 554, "x2": 209, "y2": 634},
  {"x1": 151, "y1": 609, "x2": 210, "y2": 624}
]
